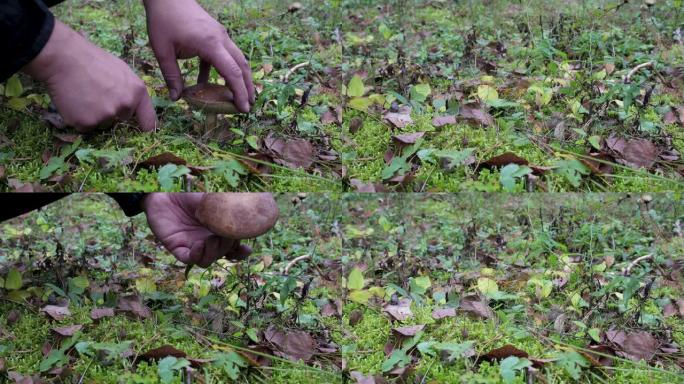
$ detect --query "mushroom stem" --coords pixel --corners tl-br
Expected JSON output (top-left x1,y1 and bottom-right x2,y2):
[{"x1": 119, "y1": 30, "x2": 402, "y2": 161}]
[{"x1": 205, "y1": 113, "x2": 218, "y2": 134}]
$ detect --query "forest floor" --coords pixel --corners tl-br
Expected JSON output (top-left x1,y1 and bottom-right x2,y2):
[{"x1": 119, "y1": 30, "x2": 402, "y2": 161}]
[
  {"x1": 0, "y1": 0, "x2": 683, "y2": 192},
  {"x1": 0, "y1": 194, "x2": 683, "y2": 383}
]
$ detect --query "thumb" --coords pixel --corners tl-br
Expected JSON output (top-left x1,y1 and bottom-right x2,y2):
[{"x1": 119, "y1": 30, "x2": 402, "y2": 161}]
[
  {"x1": 155, "y1": 44, "x2": 184, "y2": 101},
  {"x1": 135, "y1": 91, "x2": 158, "y2": 132}
]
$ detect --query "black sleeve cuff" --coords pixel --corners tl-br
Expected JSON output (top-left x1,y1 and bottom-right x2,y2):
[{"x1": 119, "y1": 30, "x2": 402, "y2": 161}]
[
  {"x1": 0, "y1": 193, "x2": 69, "y2": 222},
  {"x1": 108, "y1": 193, "x2": 148, "y2": 217},
  {"x1": 0, "y1": 1, "x2": 56, "y2": 82}
]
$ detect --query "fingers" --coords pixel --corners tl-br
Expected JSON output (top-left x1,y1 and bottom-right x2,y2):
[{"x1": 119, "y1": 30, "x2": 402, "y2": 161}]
[
  {"x1": 198, "y1": 59, "x2": 211, "y2": 84},
  {"x1": 155, "y1": 44, "x2": 184, "y2": 101},
  {"x1": 135, "y1": 91, "x2": 158, "y2": 132},
  {"x1": 203, "y1": 45, "x2": 251, "y2": 113},
  {"x1": 223, "y1": 39, "x2": 255, "y2": 104}
]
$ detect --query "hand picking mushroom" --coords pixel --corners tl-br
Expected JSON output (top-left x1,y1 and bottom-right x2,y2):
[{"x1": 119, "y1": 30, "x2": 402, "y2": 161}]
[{"x1": 183, "y1": 83, "x2": 243, "y2": 134}]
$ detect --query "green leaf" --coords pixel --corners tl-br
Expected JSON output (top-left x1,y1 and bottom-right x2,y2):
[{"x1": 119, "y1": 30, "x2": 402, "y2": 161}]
[
  {"x1": 213, "y1": 160, "x2": 247, "y2": 189},
  {"x1": 588, "y1": 135, "x2": 602, "y2": 150},
  {"x1": 347, "y1": 97, "x2": 371, "y2": 111},
  {"x1": 500, "y1": 164, "x2": 532, "y2": 191},
  {"x1": 410, "y1": 83, "x2": 432, "y2": 102},
  {"x1": 40, "y1": 350, "x2": 66, "y2": 372},
  {"x1": 5, "y1": 268, "x2": 22, "y2": 290},
  {"x1": 588, "y1": 328, "x2": 601, "y2": 342},
  {"x1": 348, "y1": 289, "x2": 372, "y2": 304},
  {"x1": 158, "y1": 356, "x2": 190, "y2": 383},
  {"x1": 477, "y1": 84, "x2": 499, "y2": 103},
  {"x1": 555, "y1": 351, "x2": 589, "y2": 380},
  {"x1": 246, "y1": 135, "x2": 259, "y2": 150},
  {"x1": 382, "y1": 349, "x2": 410, "y2": 372},
  {"x1": 436, "y1": 341, "x2": 474, "y2": 361},
  {"x1": 5, "y1": 75, "x2": 23, "y2": 98},
  {"x1": 347, "y1": 267, "x2": 365, "y2": 290},
  {"x1": 158, "y1": 164, "x2": 191, "y2": 191},
  {"x1": 213, "y1": 352, "x2": 247, "y2": 380},
  {"x1": 7, "y1": 97, "x2": 30, "y2": 111},
  {"x1": 39, "y1": 157, "x2": 65, "y2": 180},
  {"x1": 477, "y1": 277, "x2": 499, "y2": 296},
  {"x1": 246, "y1": 328, "x2": 259, "y2": 343},
  {"x1": 500, "y1": 356, "x2": 532, "y2": 383},
  {"x1": 347, "y1": 75, "x2": 365, "y2": 98},
  {"x1": 409, "y1": 276, "x2": 432, "y2": 295}
]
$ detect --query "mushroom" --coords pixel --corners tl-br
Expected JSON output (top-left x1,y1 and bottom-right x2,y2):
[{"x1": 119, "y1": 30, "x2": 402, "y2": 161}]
[
  {"x1": 195, "y1": 193, "x2": 279, "y2": 240},
  {"x1": 182, "y1": 84, "x2": 241, "y2": 134}
]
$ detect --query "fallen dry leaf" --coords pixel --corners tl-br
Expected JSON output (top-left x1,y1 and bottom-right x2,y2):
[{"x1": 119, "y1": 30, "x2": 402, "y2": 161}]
[
  {"x1": 605, "y1": 136, "x2": 659, "y2": 170},
  {"x1": 349, "y1": 309, "x2": 364, "y2": 326},
  {"x1": 51, "y1": 324, "x2": 82, "y2": 337},
  {"x1": 393, "y1": 324, "x2": 425, "y2": 337},
  {"x1": 432, "y1": 115, "x2": 457, "y2": 128},
  {"x1": 264, "y1": 136, "x2": 315, "y2": 169},
  {"x1": 350, "y1": 371, "x2": 376, "y2": 384},
  {"x1": 481, "y1": 152, "x2": 529, "y2": 168},
  {"x1": 264, "y1": 326, "x2": 317, "y2": 362},
  {"x1": 459, "y1": 296, "x2": 495, "y2": 319},
  {"x1": 118, "y1": 295, "x2": 152, "y2": 319},
  {"x1": 392, "y1": 132, "x2": 425, "y2": 145},
  {"x1": 384, "y1": 106, "x2": 413, "y2": 129},
  {"x1": 383, "y1": 299, "x2": 413, "y2": 321},
  {"x1": 431, "y1": 307, "x2": 457, "y2": 320},
  {"x1": 90, "y1": 307, "x2": 115, "y2": 320},
  {"x1": 460, "y1": 103, "x2": 494, "y2": 127},
  {"x1": 619, "y1": 331, "x2": 659, "y2": 362},
  {"x1": 40, "y1": 305, "x2": 71, "y2": 321},
  {"x1": 480, "y1": 344, "x2": 529, "y2": 361}
]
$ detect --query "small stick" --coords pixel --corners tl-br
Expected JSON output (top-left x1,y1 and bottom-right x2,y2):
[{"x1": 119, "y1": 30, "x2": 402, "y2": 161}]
[
  {"x1": 623, "y1": 254, "x2": 653, "y2": 276},
  {"x1": 282, "y1": 62, "x2": 310, "y2": 82},
  {"x1": 624, "y1": 61, "x2": 654, "y2": 83},
  {"x1": 284, "y1": 255, "x2": 311, "y2": 274}
]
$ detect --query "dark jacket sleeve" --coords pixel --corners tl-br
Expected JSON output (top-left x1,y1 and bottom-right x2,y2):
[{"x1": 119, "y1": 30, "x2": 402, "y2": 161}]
[
  {"x1": 0, "y1": 0, "x2": 66, "y2": 82},
  {"x1": 0, "y1": 193, "x2": 147, "y2": 222}
]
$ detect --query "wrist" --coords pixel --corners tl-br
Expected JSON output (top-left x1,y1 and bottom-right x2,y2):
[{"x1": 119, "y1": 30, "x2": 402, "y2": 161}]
[{"x1": 22, "y1": 20, "x2": 76, "y2": 83}]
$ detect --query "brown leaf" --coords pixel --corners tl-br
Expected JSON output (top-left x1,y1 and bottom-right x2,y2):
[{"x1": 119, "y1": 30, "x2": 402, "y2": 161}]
[
  {"x1": 605, "y1": 136, "x2": 659, "y2": 170},
  {"x1": 481, "y1": 152, "x2": 529, "y2": 168},
  {"x1": 383, "y1": 106, "x2": 413, "y2": 129},
  {"x1": 350, "y1": 371, "x2": 376, "y2": 384},
  {"x1": 6, "y1": 309, "x2": 19, "y2": 326},
  {"x1": 383, "y1": 298, "x2": 413, "y2": 321},
  {"x1": 349, "y1": 309, "x2": 364, "y2": 326},
  {"x1": 51, "y1": 324, "x2": 82, "y2": 337},
  {"x1": 678, "y1": 299, "x2": 684, "y2": 317},
  {"x1": 393, "y1": 324, "x2": 425, "y2": 337},
  {"x1": 350, "y1": 179, "x2": 378, "y2": 192},
  {"x1": 349, "y1": 117, "x2": 363, "y2": 134},
  {"x1": 90, "y1": 307, "x2": 115, "y2": 320},
  {"x1": 460, "y1": 103, "x2": 494, "y2": 126},
  {"x1": 320, "y1": 110, "x2": 337, "y2": 124},
  {"x1": 431, "y1": 307, "x2": 457, "y2": 320},
  {"x1": 53, "y1": 133, "x2": 81, "y2": 144},
  {"x1": 458, "y1": 296, "x2": 495, "y2": 319},
  {"x1": 264, "y1": 325, "x2": 317, "y2": 362},
  {"x1": 618, "y1": 332, "x2": 659, "y2": 362},
  {"x1": 42, "y1": 111, "x2": 65, "y2": 129},
  {"x1": 117, "y1": 295, "x2": 152, "y2": 319},
  {"x1": 320, "y1": 300, "x2": 340, "y2": 317},
  {"x1": 663, "y1": 303, "x2": 677, "y2": 317},
  {"x1": 138, "y1": 345, "x2": 187, "y2": 361},
  {"x1": 432, "y1": 115, "x2": 457, "y2": 128},
  {"x1": 392, "y1": 132, "x2": 425, "y2": 145},
  {"x1": 40, "y1": 305, "x2": 71, "y2": 321},
  {"x1": 480, "y1": 344, "x2": 529, "y2": 362},
  {"x1": 264, "y1": 136, "x2": 315, "y2": 169},
  {"x1": 138, "y1": 152, "x2": 188, "y2": 168},
  {"x1": 663, "y1": 110, "x2": 678, "y2": 125}
]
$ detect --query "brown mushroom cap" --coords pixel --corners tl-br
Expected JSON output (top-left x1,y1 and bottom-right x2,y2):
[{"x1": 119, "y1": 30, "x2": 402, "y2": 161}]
[
  {"x1": 195, "y1": 193, "x2": 279, "y2": 239},
  {"x1": 182, "y1": 84, "x2": 240, "y2": 114}
]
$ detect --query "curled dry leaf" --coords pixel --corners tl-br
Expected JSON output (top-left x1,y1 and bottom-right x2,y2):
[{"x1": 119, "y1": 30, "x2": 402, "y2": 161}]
[
  {"x1": 51, "y1": 324, "x2": 82, "y2": 337},
  {"x1": 432, "y1": 307, "x2": 457, "y2": 320},
  {"x1": 40, "y1": 305, "x2": 71, "y2": 321},
  {"x1": 383, "y1": 106, "x2": 413, "y2": 129},
  {"x1": 605, "y1": 136, "x2": 660, "y2": 170},
  {"x1": 264, "y1": 135, "x2": 315, "y2": 170},
  {"x1": 264, "y1": 325, "x2": 317, "y2": 362},
  {"x1": 392, "y1": 132, "x2": 425, "y2": 145},
  {"x1": 90, "y1": 307, "x2": 115, "y2": 320},
  {"x1": 382, "y1": 298, "x2": 413, "y2": 321},
  {"x1": 619, "y1": 331, "x2": 659, "y2": 362},
  {"x1": 459, "y1": 296, "x2": 495, "y2": 319},
  {"x1": 117, "y1": 295, "x2": 152, "y2": 319},
  {"x1": 432, "y1": 115, "x2": 457, "y2": 128},
  {"x1": 480, "y1": 344, "x2": 529, "y2": 361},
  {"x1": 393, "y1": 324, "x2": 425, "y2": 337},
  {"x1": 460, "y1": 103, "x2": 494, "y2": 127}
]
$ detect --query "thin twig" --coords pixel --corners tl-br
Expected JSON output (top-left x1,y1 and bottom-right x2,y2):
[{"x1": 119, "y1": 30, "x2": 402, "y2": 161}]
[
  {"x1": 624, "y1": 61, "x2": 654, "y2": 83},
  {"x1": 284, "y1": 255, "x2": 311, "y2": 274},
  {"x1": 623, "y1": 254, "x2": 653, "y2": 276}
]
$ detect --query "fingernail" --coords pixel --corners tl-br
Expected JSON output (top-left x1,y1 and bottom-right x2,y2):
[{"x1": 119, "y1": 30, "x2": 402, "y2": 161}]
[{"x1": 170, "y1": 89, "x2": 179, "y2": 101}]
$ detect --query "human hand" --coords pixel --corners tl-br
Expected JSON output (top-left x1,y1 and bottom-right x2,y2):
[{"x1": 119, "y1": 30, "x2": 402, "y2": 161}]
[
  {"x1": 143, "y1": 193, "x2": 252, "y2": 268},
  {"x1": 22, "y1": 20, "x2": 157, "y2": 132},
  {"x1": 143, "y1": 0, "x2": 255, "y2": 112}
]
